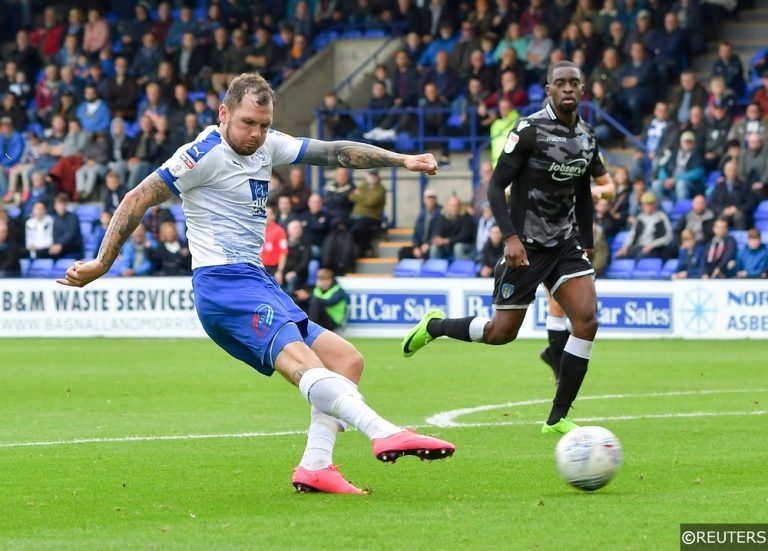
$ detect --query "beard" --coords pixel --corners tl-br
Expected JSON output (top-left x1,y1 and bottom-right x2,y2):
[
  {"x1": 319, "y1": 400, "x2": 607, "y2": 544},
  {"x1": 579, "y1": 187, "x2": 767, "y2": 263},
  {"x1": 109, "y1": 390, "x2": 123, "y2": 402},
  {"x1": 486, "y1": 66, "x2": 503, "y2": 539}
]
[{"x1": 225, "y1": 125, "x2": 259, "y2": 156}]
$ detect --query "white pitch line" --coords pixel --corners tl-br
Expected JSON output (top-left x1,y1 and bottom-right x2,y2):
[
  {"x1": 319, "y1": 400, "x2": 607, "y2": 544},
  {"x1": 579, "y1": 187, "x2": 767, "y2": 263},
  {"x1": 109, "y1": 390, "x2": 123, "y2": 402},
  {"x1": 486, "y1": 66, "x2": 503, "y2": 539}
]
[
  {"x1": 0, "y1": 389, "x2": 765, "y2": 450},
  {"x1": 0, "y1": 430, "x2": 305, "y2": 449},
  {"x1": 425, "y1": 388, "x2": 767, "y2": 427}
]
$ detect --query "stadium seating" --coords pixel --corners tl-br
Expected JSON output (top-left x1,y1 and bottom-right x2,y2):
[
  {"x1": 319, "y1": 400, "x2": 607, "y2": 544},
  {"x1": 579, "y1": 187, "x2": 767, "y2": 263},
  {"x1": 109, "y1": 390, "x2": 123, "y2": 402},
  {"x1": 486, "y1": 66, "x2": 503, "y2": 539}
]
[
  {"x1": 7, "y1": 206, "x2": 21, "y2": 218},
  {"x1": 731, "y1": 230, "x2": 749, "y2": 247},
  {"x1": 419, "y1": 258, "x2": 449, "y2": 277},
  {"x1": 25, "y1": 258, "x2": 54, "y2": 278},
  {"x1": 754, "y1": 200, "x2": 768, "y2": 222},
  {"x1": 670, "y1": 199, "x2": 693, "y2": 224},
  {"x1": 52, "y1": 258, "x2": 73, "y2": 278},
  {"x1": 393, "y1": 258, "x2": 422, "y2": 277},
  {"x1": 76, "y1": 204, "x2": 102, "y2": 225},
  {"x1": 659, "y1": 258, "x2": 679, "y2": 279},
  {"x1": 446, "y1": 259, "x2": 478, "y2": 277},
  {"x1": 604, "y1": 259, "x2": 635, "y2": 279},
  {"x1": 170, "y1": 203, "x2": 185, "y2": 222},
  {"x1": 630, "y1": 257, "x2": 663, "y2": 279},
  {"x1": 611, "y1": 230, "x2": 629, "y2": 254},
  {"x1": 756, "y1": 219, "x2": 768, "y2": 232},
  {"x1": 307, "y1": 259, "x2": 319, "y2": 285},
  {"x1": 528, "y1": 83, "x2": 544, "y2": 103},
  {"x1": 19, "y1": 258, "x2": 30, "y2": 277}
]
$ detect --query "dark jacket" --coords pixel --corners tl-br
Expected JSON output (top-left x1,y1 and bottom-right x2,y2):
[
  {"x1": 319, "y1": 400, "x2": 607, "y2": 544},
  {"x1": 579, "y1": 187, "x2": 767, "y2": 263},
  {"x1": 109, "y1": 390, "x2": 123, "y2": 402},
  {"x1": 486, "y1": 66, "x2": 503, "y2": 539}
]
[
  {"x1": 285, "y1": 238, "x2": 311, "y2": 286},
  {"x1": 709, "y1": 179, "x2": 757, "y2": 217},
  {"x1": 150, "y1": 241, "x2": 192, "y2": 275},
  {"x1": 412, "y1": 206, "x2": 442, "y2": 247},
  {"x1": 52, "y1": 211, "x2": 84, "y2": 258},
  {"x1": 103, "y1": 185, "x2": 127, "y2": 215},
  {"x1": 0, "y1": 239, "x2": 22, "y2": 276},
  {"x1": 435, "y1": 213, "x2": 476, "y2": 248},
  {"x1": 700, "y1": 235, "x2": 737, "y2": 277}
]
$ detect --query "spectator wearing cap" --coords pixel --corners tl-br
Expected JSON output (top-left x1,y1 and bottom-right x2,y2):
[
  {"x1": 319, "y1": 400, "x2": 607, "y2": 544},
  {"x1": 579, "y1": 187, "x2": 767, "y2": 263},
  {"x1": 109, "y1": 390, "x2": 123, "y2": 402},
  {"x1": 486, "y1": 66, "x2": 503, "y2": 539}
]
[
  {"x1": 738, "y1": 132, "x2": 768, "y2": 202},
  {"x1": 704, "y1": 98, "x2": 734, "y2": 171},
  {"x1": 730, "y1": 229, "x2": 768, "y2": 278},
  {"x1": 616, "y1": 191, "x2": 673, "y2": 260},
  {"x1": 349, "y1": 169, "x2": 386, "y2": 257},
  {"x1": 669, "y1": 70, "x2": 708, "y2": 126},
  {"x1": 700, "y1": 216, "x2": 737, "y2": 279},
  {"x1": 399, "y1": 187, "x2": 442, "y2": 261},
  {"x1": 710, "y1": 159, "x2": 757, "y2": 230},
  {"x1": 652, "y1": 131, "x2": 706, "y2": 201},
  {"x1": 623, "y1": 10, "x2": 653, "y2": 59},
  {"x1": 0, "y1": 117, "x2": 24, "y2": 199}
]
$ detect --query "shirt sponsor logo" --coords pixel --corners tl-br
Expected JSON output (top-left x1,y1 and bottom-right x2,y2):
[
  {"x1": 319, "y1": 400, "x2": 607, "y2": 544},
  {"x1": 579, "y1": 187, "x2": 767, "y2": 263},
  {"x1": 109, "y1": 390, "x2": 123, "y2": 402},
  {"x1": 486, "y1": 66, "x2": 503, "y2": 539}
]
[
  {"x1": 548, "y1": 158, "x2": 588, "y2": 181},
  {"x1": 546, "y1": 136, "x2": 567, "y2": 143}
]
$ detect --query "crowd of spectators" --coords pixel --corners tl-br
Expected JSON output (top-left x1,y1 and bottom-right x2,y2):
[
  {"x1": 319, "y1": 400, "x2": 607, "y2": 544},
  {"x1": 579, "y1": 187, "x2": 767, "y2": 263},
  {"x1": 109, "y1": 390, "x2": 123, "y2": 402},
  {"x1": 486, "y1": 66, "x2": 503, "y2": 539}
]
[{"x1": 1, "y1": 0, "x2": 767, "y2": 281}]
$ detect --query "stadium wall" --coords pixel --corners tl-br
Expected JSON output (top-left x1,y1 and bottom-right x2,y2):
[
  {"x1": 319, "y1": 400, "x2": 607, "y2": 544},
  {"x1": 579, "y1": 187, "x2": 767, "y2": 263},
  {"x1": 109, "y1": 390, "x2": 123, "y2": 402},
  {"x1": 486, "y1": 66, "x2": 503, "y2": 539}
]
[{"x1": 0, "y1": 278, "x2": 766, "y2": 340}]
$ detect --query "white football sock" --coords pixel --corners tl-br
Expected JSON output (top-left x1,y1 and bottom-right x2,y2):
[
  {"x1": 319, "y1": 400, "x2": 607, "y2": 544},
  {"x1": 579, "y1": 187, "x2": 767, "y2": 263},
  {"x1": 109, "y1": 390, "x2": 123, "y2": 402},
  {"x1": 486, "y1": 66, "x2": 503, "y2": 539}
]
[
  {"x1": 299, "y1": 407, "x2": 341, "y2": 471},
  {"x1": 298, "y1": 368, "x2": 401, "y2": 441}
]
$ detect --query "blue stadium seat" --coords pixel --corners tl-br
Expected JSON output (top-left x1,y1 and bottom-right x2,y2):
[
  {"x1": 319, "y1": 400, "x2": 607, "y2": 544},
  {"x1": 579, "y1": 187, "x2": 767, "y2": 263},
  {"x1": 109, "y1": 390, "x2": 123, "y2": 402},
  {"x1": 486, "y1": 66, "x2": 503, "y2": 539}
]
[
  {"x1": 528, "y1": 83, "x2": 544, "y2": 102},
  {"x1": 611, "y1": 230, "x2": 629, "y2": 252},
  {"x1": 604, "y1": 259, "x2": 635, "y2": 279},
  {"x1": 80, "y1": 222, "x2": 96, "y2": 246},
  {"x1": 25, "y1": 258, "x2": 54, "y2": 278},
  {"x1": 394, "y1": 131, "x2": 415, "y2": 151},
  {"x1": 76, "y1": 204, "x2": 102, "y2": 224},
  {"x1": 364, "y1": 29, "x2": 387, "y2": 39},
  {"x1": 7, "y1": 206, "x2": 20, "y2": 219},
  {"x1": 446, "y1": 259, "x2": 478, "y2": 277},
  {"x1": 25, "y1": 122, "x2": 44, "y2": 138},
  {"x1": 19, "y1": 258, "x2": 30, "y2": 277},
  {"x1": 187, "y1": 90, "x2": 207, "y2": 103},
  {"x1": 176, "y1": 221, "x2": 187, "y2": 241},
  {"x1": 731, "y1": 230, "x2": 748, "y2": 247},
  {"x1": 393, "y1": 258, "x2": 422, "y2": 277},
  {"x1": 660, "y1": 198, "x2": 674, "y2": 215},
  {"x1": 52, "y1": 258, "x2": 73, "y2": 278},
  {"x1": 659, "y1": 258, "x2": 679, "y2": 279},
  {"x1": 630, "y1": 257, "x2": 663, "y2": 279},
  {"x1": 448, "y1": 138, "x2": 466, "y2": 151},
  {"x1": 754, "y1": 200, "x2": 768, "y2": 221},
  {"x1": 420, "y1": 258, "x2": 448, "y2": 277},
  {"x1": 671, "y1": 199, "x2": 692, "y2": 221},
  {"x1": 340, "y1": 30, "x2": 363, "y2": 39},
  {"x1": 447, "y1": 113, "x2": 464, "y2": 127},
  {"x1": 756, "y1": 219, "x2": 768, "y2": 232},
  {"x1": 170, "y1": 203, "x2": 185, "y2": 222},
  {"x1": 762, "y1": 231, "x2": 768, "y2": 244},
  {"x1": 307, "y1": 259, "x2": 320, "y2": 285}
]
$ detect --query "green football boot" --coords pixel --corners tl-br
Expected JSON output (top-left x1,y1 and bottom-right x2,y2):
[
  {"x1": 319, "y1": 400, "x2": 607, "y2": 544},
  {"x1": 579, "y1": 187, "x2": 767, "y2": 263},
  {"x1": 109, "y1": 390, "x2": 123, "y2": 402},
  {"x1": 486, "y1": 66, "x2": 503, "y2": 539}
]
[
  {"x1": 401, "y1": 308, "x2": 445, "y2": 358},
  {"x1": 541, "y1": 417, "x2": 580, "y2": 435}
]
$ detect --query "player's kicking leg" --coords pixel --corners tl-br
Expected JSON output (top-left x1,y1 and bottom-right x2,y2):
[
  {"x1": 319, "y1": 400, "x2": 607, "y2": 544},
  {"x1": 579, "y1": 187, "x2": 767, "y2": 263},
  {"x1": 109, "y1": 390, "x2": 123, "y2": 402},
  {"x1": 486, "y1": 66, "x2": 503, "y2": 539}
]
[{"x1": 275, "y1": 328, "x2": 456, "y2": 493}]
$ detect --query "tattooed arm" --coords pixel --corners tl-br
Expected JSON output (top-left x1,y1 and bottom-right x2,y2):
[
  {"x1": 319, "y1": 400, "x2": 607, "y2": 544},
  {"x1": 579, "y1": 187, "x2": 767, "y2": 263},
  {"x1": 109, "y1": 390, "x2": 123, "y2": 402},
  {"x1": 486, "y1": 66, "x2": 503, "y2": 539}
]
[
  {"x1": 302, "y1": 139, "x2": 438, "y2": 174},
  {"x1": 57, "y1": 173, "x2": 174, "y2": 287}
]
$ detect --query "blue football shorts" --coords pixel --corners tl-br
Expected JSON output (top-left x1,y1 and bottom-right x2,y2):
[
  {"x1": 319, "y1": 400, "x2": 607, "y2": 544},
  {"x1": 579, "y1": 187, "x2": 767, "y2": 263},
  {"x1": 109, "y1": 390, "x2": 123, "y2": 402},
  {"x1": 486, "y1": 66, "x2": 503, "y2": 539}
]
[{"x1": 192, "y1": 263, "x2": 325, "y2": 376}]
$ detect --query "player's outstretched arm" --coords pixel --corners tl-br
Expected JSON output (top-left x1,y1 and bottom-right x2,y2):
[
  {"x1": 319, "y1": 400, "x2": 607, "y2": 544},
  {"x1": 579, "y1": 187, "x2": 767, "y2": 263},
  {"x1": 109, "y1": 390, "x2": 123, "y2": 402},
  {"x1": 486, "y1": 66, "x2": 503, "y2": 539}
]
[
  {"x1": 57, "y1": 173, "x2": 174, "y2": 287},
  {"x1": 302, "y1": 139, "x2": 437, "y2": 175}
]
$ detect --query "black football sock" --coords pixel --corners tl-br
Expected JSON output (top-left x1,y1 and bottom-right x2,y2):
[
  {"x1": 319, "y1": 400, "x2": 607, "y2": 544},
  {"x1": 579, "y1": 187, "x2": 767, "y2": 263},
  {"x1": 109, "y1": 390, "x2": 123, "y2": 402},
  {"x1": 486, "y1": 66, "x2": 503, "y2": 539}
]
[
  {"x1": 427, "y1": 316, "x2": 475, "y2": 342},
  {"x1": 547, "y1": 336, "x2": 592, "y2": 425}
]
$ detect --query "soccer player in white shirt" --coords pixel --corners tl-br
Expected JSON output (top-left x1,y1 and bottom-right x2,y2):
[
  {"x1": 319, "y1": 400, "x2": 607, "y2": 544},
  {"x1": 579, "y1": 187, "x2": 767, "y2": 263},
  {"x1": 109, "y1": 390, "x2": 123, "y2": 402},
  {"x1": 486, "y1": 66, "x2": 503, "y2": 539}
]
[{"x1": 58, "y1": 73, "x2": 455, "y2": 494}]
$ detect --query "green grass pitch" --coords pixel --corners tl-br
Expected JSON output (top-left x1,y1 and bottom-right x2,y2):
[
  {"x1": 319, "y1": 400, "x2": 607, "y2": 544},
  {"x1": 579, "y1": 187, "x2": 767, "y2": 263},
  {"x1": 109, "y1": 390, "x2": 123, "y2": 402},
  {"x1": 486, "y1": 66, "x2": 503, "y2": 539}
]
[{"x1": 1, "y1": 338, "x2": 766, "y2": 550}]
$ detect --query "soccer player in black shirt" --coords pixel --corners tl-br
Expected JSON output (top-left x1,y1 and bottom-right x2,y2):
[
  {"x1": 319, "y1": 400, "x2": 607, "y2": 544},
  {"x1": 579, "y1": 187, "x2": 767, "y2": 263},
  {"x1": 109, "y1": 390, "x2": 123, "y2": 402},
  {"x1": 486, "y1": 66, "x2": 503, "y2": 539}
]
[{"x1": 401, "y1": 61, "x2": 616, "y2": 434}]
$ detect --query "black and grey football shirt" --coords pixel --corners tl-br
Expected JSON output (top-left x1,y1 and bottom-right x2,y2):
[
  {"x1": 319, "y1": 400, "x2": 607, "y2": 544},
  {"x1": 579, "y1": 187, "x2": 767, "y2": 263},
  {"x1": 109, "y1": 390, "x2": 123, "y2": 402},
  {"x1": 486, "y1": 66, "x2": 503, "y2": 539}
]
[{"x1": 489, "y1": 103, "x2": 606, "y2": 248}]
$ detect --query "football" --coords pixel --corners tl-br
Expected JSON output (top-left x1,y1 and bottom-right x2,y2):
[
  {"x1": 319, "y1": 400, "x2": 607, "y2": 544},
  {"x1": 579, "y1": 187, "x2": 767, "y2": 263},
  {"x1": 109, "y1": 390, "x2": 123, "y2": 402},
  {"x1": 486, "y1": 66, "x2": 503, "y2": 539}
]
[{"x1": 555, "y1": 426, "x2": 623, "y2": 491}]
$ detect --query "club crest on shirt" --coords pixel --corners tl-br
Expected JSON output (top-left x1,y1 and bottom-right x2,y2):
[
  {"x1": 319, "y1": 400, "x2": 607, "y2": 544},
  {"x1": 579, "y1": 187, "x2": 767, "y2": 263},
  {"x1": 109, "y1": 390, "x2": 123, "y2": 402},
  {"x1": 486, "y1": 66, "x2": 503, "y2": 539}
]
[
  {"x1": 501, "y1": 283, "x2": 515, "y2": 299},
  {"x1": 580, "y1": 133, "x2": 590, "y2": 151},
  {"x1": 253, "y1": 149, "x2": 269, "y2": 163}
]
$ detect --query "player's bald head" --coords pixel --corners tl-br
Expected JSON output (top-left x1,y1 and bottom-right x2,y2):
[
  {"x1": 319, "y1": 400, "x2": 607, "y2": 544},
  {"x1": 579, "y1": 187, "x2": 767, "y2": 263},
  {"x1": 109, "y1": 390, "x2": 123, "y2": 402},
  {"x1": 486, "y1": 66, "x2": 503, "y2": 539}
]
[{"x1": 224, "y1": 73, "x2": 275, "y2": 113}]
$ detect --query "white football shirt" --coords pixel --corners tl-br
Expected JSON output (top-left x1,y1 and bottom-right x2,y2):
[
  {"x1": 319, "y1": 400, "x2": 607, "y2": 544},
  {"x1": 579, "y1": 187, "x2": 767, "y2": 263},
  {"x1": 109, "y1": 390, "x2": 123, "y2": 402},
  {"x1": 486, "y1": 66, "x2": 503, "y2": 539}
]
[{"x1": 155, "y1": 125, "x2": 308, "y2": 269}]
